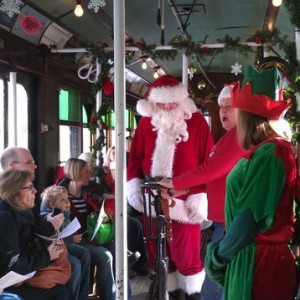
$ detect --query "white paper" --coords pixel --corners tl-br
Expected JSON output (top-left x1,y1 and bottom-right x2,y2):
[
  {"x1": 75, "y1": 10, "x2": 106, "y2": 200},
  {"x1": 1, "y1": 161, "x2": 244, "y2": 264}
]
[
  {"x1": 59, "y1": 218, "x2": 81, "y2": 239},
  {"x1": 0, "y1": 271, "x2": 36, "y2": 290},
  {"x1": 91, "y1": 200, "x2": 106, "y2": 241},
  {"x1": 35, "y1": 217, "x2": 81, "y2": 241}
]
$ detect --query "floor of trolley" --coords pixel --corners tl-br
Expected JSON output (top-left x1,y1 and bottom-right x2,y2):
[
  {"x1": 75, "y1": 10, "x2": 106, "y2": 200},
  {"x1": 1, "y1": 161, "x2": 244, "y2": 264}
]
[
  {"x1": 88, "y1": 274, "x2": 187, "y2": 299},
  {"x1": 131, "y1": 274, "x2": 152, "y2": 299}
]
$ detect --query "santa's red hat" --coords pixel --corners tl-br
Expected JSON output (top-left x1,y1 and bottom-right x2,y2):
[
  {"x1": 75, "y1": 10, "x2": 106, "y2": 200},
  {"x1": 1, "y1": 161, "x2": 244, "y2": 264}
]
[{"x1": 136, "y1": 75, "x2": 196, "y2": 116}]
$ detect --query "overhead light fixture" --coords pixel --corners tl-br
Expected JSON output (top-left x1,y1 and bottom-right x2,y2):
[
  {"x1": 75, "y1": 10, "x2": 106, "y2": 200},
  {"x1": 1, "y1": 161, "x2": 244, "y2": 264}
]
[
  {"x1": 74, "y1": 0, "x2": 84, "y2": 17},
  {"x1": 153, "y1": 66, "x2": 160, "y2": 79},
  {"x1": 140, "y1": 55, "x2": 149, "y2": 70},
  {"x1": 272, "y1": 0, "x2": 282, "y2": 7},
  {"x1": 141, "y1": 61, "x2": 148, "y2": 70}
]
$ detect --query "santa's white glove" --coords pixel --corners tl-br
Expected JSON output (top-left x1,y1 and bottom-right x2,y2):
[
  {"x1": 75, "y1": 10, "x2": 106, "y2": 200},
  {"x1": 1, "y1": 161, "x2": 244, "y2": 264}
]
[
  {"x1": 127, "y1": 178, "x2": 144, "y2": 212},
  {"x1": 185, "y1": 193, "x2": 209, "y2": 225},
  {"x1": 187, "y1": 208, "x2": 202, "y2": 223}
]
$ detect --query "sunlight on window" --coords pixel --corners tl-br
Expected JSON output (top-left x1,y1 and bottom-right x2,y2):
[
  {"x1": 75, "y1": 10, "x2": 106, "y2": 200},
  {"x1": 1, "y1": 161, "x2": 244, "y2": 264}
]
[
  {"x1": 59, "y1": 125, "x2": 82, "y2": 163},
  {"x1": 83, "y1": 127, "x2": 91, "y2": 153},
  {"x1": 59, "y1": 125, "x2": 71, "y2": 163},
  {"x1": 16, "y1": 84, "x2": 28, "y2": 148},
  {"x1": 8, "y1": 80, "x2": 28, "y2": 148}
]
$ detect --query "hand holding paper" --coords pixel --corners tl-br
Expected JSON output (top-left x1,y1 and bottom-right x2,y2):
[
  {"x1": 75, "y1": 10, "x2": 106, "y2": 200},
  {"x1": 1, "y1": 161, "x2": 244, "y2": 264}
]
[{"x1": 35, "y1": 218, "x2": 81, "y2": 241}]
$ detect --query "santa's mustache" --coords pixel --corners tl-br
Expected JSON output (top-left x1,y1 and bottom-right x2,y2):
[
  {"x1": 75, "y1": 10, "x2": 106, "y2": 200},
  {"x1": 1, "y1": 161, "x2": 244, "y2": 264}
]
[{"x1": 151, "y1": 107, "x2": 189, "y2": 142}]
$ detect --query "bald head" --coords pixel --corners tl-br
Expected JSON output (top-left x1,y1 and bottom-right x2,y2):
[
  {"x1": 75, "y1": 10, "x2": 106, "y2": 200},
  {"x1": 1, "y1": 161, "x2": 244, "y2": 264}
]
[{"x1": 1, "y1": 147, "x2": 37, "y2": 175}]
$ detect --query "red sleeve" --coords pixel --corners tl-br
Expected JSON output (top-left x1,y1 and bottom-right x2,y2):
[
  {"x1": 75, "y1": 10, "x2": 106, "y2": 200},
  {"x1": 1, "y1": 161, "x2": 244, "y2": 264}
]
[
  {"x1": 173, "y1": 128, "x2": 246, "y2": 190},
  {"x1": 103, "y1": 167, "x2": 115, "y2": 194},
  {"x1": 127, "y1": 117, "x2": 151, "y2": 181}
]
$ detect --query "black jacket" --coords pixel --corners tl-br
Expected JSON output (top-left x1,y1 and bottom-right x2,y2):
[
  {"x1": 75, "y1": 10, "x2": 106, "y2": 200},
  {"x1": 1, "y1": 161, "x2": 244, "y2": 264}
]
[{"x1": 0, "y1": 199, "x2": 55, "y2": 277}]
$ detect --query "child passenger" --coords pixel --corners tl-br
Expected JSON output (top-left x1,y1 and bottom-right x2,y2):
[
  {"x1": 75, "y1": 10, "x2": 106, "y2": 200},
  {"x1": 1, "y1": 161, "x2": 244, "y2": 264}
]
[
  {"x1": 41, "y1": 186, "x2": 82, "y2": 243},
  {"x1": 40, "y1": 185, "x2": 91, "y2": 300}
]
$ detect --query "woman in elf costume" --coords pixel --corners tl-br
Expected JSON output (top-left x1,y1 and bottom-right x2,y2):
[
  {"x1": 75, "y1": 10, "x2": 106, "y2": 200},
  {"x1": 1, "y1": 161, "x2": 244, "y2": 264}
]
[{"x1": 205, "y1": 65, "x2": 297, "y2": 300}]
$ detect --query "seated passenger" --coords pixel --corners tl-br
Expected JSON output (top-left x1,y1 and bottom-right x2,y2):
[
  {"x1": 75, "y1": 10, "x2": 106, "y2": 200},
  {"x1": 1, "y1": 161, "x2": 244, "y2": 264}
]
[
  {"x1": 57, "y1": 158, "x2": 123, "y2": 300},
  {"x1": 79, "y1": 152, "x2": 150, "y2": 276},
  {"x1": 0, "y1": 146, "x2": 82, "y2": 300},
  {"x1": 40, "y1": 185, "x2": 91, "y2": 300},
  {"x1": 0, "y1": 169, "x2": 69, "y2": 300}
]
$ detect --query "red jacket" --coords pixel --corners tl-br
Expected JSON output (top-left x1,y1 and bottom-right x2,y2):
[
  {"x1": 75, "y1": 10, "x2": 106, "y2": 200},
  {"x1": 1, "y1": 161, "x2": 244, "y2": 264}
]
[{"x1": 173, "y1": 127, "x2": 247, "y2": 224}]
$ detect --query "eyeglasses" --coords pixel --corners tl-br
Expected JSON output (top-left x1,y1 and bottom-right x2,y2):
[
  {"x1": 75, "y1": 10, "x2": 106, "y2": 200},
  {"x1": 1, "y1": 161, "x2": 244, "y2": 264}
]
[
  {"x1": 21, "y1": 184, "x2": 35, "y2": 191},
  {"x1": 13, "y1": 160, "x2": 35, "y2": 165}
]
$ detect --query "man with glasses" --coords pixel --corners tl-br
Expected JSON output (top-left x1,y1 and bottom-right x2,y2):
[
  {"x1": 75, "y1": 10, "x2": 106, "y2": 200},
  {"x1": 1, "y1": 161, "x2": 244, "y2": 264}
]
[
  {"x1": 1, "y1": 147, "x2": 36, "y2": 170},
  {"x1": 0, "y1": 147, "x2": 90, "y2": 300}
]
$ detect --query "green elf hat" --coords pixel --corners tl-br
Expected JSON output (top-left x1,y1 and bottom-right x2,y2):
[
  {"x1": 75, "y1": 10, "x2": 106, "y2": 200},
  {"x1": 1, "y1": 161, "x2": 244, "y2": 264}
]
[{"x1": 231, "y1": 65, "x2": 290, "y2": 120}]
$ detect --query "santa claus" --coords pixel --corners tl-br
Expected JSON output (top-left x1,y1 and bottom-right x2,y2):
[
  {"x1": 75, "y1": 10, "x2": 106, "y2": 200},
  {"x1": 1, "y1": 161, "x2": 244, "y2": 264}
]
[{"x1": 127, "y1": 75, "x2": 214, "y2": 299}]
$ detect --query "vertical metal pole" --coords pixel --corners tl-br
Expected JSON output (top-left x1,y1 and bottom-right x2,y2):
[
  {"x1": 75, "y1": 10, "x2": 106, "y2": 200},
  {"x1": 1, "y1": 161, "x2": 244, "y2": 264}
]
[
  {"x1": 95, "y1": 61, "x2": 102, "y2": 184},
  {"x1": 9, "y1": 71, "x2": 17, "y2": 146},
  {"x1": 114, "y1": 0, "x2": 127, "y2": 299},
  {"x1": 296, "y1": 28, "x2": 300, "y2": 61},
  {"x1": 182, "y1": 51, "x2": 188, "y2": 86}
]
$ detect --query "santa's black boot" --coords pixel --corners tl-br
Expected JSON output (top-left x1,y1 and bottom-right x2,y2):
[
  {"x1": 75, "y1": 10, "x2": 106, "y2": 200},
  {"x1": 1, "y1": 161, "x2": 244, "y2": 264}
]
[{"x1": 185, "y1": 292, "x2": 201, "y2": 300}]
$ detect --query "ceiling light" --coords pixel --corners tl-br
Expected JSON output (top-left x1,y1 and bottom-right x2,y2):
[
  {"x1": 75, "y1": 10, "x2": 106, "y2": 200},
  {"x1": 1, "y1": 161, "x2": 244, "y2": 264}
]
[
  {"x1": 141, "y1": 61, "x2": 148, "y2": 70},
  {"x1": 153, "y1": 65, "x2": 160, "y2": 79},
  {"x1": 74, "y1": 0, "x2": 84, "y2": 17},
  {"x1": 272, "y1": 0, "x2": 282, "y2": 7},
  {"x1": 140, "y1": 55, "x2": 149, "y2": 70}
]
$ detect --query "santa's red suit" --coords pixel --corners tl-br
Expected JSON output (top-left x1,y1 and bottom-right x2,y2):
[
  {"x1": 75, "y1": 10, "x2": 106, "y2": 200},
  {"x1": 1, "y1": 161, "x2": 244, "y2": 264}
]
[{"x1": 127, "y1": 75, "x2": 214, "y2": 296}]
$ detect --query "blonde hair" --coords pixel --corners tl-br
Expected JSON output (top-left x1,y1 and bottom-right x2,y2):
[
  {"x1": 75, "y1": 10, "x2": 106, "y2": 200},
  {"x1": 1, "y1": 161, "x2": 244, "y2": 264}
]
[
  {"x1": 41, "y1": 185, "x2": 68, "y2": 208},
  {"x1": 0, "y1": 169, "x2": 34, "y2": 211},
  {"x1": 237, "y1": 110, "x2": 277, "y2": 150},
  {"x1": 64, "y1": 158, "x2": 87, "y2": 181}
]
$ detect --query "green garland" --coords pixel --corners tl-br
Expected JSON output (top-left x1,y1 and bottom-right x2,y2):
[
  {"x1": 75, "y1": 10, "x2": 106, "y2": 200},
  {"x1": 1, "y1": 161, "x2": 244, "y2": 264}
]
[
  {"x1": 285, "y1": 0, "x2": 300, "y2": 29},
  {"x1": 90, "y1": 27, "x2": 298, "y2": 95},
  {"x1": 89, "y1": 27, "x2": 300, "y2": 139},
  {"x1": 89, "y1": 27, "x2": 300, "y2": 149},
  {"x1": 88, "y1": 98, "x2": 113, "y2": 183},
  {"x1": 88, "y1": 45, "x2": 114, "y2": 97}
]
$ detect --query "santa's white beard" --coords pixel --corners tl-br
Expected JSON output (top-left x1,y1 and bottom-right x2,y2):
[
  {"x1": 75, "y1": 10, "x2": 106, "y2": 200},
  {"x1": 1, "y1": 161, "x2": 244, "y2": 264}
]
[
  {"x1": 150, "y1": 107, "x2": 189, "y2": 178},
  {"x1": 151, "y1": 106, "x2": 189, "y2": 143}
]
